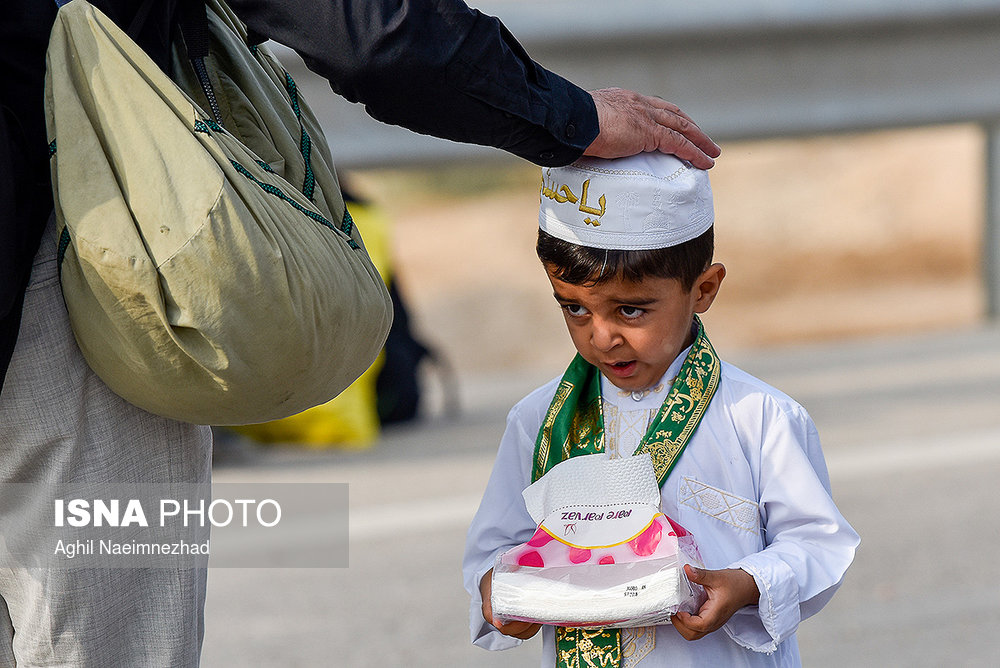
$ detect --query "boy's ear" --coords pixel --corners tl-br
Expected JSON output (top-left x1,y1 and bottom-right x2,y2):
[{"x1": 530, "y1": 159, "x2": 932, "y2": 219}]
[{"x1": 693, "y1": 263, "x2": 726, "y2": 314}]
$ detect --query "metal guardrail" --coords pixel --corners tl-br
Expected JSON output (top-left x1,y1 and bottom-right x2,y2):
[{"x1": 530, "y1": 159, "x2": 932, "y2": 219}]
[{"x1": 273, "y1": 0, "x2": 1000, "y2": 316}]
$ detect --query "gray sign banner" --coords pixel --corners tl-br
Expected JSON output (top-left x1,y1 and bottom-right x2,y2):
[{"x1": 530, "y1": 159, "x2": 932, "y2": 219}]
[{"x1": 0, "y1": 482, "x2": 348, "y2": 568}]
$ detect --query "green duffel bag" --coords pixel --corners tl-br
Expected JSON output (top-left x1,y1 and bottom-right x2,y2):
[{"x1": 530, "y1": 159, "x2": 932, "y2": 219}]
[{"x1": 45, "y1": 0, "x2": 392, "y2": 425}]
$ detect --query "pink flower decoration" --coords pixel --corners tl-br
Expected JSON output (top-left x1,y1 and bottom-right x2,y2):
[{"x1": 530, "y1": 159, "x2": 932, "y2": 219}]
[
  {"x1": 628, "y1": 518, "x2": 663, "y2": 557},
  {"x1": 598, "y1": 555, "x2": 616, "y2": 565},
  {"x1": 527, "y1": 528, "x2": 555, "y2": 547},
  {"x1": 568, "y1": 547, "x2": 592, "y2": 564},
  {"x1": 517, "y1": 550, "x2": 545, "y2": 567},
  {"x1": 666, "y1": 516, "x2": 689, "y2": 537}
]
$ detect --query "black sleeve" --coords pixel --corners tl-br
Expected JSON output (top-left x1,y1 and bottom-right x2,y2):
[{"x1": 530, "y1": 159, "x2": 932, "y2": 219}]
[{"x1": 226, "y1": 0, "x2": 598, "y2": 166}]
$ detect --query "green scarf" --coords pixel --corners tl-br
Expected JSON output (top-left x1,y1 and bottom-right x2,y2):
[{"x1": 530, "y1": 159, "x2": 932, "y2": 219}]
[{"x1": 532, "y1": 317, "x2": 721, "y2": 668}]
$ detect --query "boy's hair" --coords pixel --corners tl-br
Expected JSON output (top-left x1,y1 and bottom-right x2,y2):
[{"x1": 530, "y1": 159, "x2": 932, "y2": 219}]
[{"x1": 536, "y1": 226, "x2": 714, "y2": 291}]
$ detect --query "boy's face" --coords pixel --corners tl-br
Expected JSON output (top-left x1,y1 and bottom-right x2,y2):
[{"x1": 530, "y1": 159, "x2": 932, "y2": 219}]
[{"x1": 545, "y1": 264, "x2": 724, "y2": 392}]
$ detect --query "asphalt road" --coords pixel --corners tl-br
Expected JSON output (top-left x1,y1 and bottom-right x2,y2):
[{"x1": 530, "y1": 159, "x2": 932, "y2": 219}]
[{"x1": 203, "y1": 325, "x2": 1000, "y2": 667}]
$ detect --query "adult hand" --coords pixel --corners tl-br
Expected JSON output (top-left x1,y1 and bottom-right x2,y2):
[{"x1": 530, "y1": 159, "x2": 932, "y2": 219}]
[
  {"x1": 584, "y1": 88, "x2": 721, "y2": 169},
  {"x1": 670, "y1": 564, "x2": 760, "y2": 641},
  {"x1": 480, "y1": 568, "x2": 542, "y2": 640}
]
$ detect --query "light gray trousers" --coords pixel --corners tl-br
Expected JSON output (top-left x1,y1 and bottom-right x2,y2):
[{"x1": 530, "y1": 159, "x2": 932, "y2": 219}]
[{"x1": 0, "y1": 218, "x2": 212, "y2": 667}]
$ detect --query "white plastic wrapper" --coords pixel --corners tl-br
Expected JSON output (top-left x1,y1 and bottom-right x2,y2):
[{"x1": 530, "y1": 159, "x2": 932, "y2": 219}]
[{"x1": 491, "y1": 453, "x2": 706, "y2": 628}]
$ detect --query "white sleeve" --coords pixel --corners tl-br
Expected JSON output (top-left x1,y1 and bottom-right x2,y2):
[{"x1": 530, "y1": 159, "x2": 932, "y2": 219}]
[
  {"x1": 723, "y1": 400, "x2": 859, "y2": 653},
  {"x1": 462, "y1": 401, "x2": 540, "y2": 650}
]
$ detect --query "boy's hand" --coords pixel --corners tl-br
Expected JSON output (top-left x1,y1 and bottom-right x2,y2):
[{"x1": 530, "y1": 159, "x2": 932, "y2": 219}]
[
  {"x1": 584, "y1": 88, "x2": 722, "y2": 169},
  {"x1": 671, "y1": 564, "x2": 760, "y2": 641},
  {"x1": 480, "y1": 568, "x2": 542, "y2": 640}
]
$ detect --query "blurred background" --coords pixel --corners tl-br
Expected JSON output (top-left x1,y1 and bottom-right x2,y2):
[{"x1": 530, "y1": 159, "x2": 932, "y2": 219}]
[{"x1": 204, "y1": 1, "x2": 1000, "y2": 665}]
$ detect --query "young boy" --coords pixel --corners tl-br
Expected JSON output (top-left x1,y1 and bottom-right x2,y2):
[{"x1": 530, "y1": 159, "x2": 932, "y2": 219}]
[{"x1": 463, "y1": 152, "x2": 859, "y2": 667}]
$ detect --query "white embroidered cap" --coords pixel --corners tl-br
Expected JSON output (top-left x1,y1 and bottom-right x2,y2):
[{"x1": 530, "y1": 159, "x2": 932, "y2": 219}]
[{"x1": 538, "y1": 152, "x2": 713, "y2": 250}]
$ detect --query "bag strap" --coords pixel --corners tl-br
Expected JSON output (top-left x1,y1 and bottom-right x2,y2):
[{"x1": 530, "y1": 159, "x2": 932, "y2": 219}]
[
  {"x1": 177, "y1": 0, "x2": 210, "y2": 59},
  {"x1": 177, "y1": 0, "x2": 223, "y2": 125},
  {"x1": 126, "y1": 0, "x2": 159, "y2": 38}
]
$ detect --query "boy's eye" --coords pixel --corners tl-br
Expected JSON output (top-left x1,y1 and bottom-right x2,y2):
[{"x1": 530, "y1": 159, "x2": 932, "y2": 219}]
[
  {"x1": 563, "y1": 304, "x2": 589, "y2": 317},
  {"x1": 619, "y1": 306, "x2": 645, "y2": 319}
]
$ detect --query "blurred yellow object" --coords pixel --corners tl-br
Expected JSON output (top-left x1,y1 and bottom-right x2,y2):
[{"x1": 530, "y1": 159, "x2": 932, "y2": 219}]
[
  {"x1": 229, "y1": 353, "x2": 383, "y2": 448},
  {"x1": 231, "y1": 198, "x2": 392, "y2": 448}
]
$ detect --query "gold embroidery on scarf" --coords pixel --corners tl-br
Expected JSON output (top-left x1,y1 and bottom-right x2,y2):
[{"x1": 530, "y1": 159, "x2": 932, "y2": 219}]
[
  {"x1": 570, "y1": 399, "x2": 603, "y2": 456},
  {"x1": 636, "y1": 331, "x2": 720, "y2": 486},
  {"x1": 557, "y1": 627, "x2": 621, "y2": 668},
  {"x1": 537, "y1": 380, "x2": 575, "y2": 474}
]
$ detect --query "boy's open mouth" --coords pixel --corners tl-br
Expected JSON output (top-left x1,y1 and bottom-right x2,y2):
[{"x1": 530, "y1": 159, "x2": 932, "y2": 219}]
[{"x1": 607, "y1": 361, "x2": 636, "y2": 377}]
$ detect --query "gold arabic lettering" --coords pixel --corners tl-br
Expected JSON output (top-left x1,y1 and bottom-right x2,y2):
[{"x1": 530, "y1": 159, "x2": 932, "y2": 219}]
[
  {"x1": 541, "y1": 176, "x2": 608, "y2": 227},
  {"x1": 578, "y1": 179, "x2": 607, "y2": 217}
]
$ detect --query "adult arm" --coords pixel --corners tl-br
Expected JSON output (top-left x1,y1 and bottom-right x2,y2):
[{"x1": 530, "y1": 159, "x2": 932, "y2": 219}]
[{"x1": 227, "y1": 0, "x2": 719, "y2": 167}]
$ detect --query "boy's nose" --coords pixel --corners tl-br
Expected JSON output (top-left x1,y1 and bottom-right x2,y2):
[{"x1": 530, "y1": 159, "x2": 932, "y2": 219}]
[{"x1": 590, "y1": 319, "x2": 622, "y2": 352}]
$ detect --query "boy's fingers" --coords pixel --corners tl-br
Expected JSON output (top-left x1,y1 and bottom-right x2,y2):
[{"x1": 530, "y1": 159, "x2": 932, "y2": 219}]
[
  {"x1": 495, "y1": 620, "x2": 541, "y2": 640},
  {"x1": 514, "y1": 624, "x2": 542, "y2": 640},
  {"x1": 676, "y1": 600, "x2": 728, "y2": 638},
  {"x1": 675, "y1": 610, "x2": 710, "y2": 630},
  {"x1": 684, "y1": 563, "x2": 709, "y2": 585},
  {"x1": 671, "y1": 612, "x2": 708, "y2": 641}
]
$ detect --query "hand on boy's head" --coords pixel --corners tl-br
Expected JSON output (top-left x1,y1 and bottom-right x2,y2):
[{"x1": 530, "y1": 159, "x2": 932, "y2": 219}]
[
  {"x1": 670, "y1": 564, "x2": 760, "y2": 642},
  {"x1": 480, "y1": 568, "x2": 542, "y2": 640},
  {"x1": 584, "y1": 88, "x2": 721, "y2": 169}
]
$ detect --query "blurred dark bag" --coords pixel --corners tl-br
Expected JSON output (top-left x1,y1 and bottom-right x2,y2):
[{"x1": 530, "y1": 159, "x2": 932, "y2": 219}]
[
  {"x1": 0, "y1": 107, "x2": 26, "y2": 389},
  {"x1": 376, "y1": 279, "x2": 432, "y2": 424},
  {"x1": 376, "y1": 279, "x2": 458, "y2": 424},
  {"x1": 0, "y1": 103, "x2": 54, "y2": 389}
]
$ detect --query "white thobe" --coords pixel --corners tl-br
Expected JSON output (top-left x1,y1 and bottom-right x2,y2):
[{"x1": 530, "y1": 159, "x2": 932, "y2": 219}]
[{"x1": 463, "y1": 345, "x2": 859, "y2": 667}]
